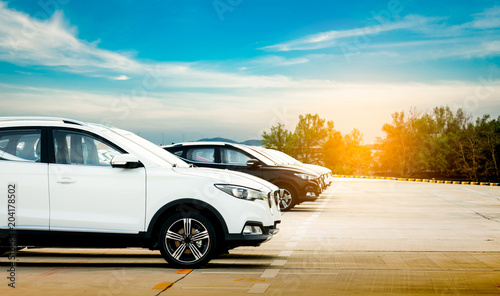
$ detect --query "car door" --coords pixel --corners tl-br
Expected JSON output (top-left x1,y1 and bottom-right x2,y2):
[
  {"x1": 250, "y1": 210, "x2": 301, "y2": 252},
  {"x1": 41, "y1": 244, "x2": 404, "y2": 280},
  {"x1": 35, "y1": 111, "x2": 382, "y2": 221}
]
[
  {"x1": 0, "y1": 128, "x2": 49, "y2": 230},
  {"x1": 219, "y1": 147, "x2": 264, "y2": 178},
  {"x1": 48, "y1": 128, "x2": 146, "y2": 233}
]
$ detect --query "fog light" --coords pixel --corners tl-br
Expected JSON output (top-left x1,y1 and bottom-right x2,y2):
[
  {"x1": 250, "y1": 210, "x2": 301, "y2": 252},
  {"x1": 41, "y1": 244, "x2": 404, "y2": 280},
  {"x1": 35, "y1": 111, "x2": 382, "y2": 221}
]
[{"x1": 243, "y1": 225, "x2": 263, "y2": 235}]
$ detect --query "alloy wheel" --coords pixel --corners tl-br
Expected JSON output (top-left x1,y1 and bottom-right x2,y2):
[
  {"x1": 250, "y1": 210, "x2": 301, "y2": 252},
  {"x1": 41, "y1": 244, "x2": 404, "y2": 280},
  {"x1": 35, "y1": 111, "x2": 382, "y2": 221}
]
[
  {"x1": 279, "y1": 189, "x2": 294, "y2": 211},
  {"x1": 164, "y1": 217, "x2": 210, "y2": 263}
]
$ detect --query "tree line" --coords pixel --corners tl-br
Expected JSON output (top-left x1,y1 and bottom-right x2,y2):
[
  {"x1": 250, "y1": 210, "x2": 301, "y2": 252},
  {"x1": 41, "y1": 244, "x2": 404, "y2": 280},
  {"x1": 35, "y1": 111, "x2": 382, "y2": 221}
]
[{"x1": 260, "y1": 106, "x2": 500, "y2": 182}]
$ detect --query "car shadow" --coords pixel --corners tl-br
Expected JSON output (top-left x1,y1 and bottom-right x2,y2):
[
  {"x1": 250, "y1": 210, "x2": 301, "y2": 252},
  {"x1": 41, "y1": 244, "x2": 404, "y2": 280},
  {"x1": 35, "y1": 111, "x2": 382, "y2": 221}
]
[{"x1": 0, "y1": 249, "x2": 280, "y2": 269}]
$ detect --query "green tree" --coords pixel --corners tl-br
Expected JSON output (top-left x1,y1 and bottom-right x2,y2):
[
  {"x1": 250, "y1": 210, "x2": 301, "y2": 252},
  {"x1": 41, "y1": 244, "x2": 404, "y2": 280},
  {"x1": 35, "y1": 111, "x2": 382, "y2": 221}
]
[
  {"x1": 293, "y1": 114, "x2": 330, "y2": 163},
  {"x1": 416, "y1": 106, "x2": 462, "y2": 176},
  {"x1": 375, "y1": 108, "x2": 421, "y2": 176},
  {"x1": 322, "y1": 121, "x2": 344, "y2": 172},
  {"x1": 261, "y1": 114, "x2": 373, "y2": 175},
  {"x1": 342, "y1": 128, "x2": 373, "y2": 175},
  {"x1": 475, "y1": 115, "x2": 500, "y2": 182},
  {"x1": 261, "y1": 123, "x2": 295, "y2": 155}
]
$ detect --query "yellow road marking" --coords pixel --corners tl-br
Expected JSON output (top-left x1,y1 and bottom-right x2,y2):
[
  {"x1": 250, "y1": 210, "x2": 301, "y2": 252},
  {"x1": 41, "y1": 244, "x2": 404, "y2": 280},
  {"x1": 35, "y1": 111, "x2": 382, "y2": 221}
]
[
  {"x1": 235, "y1": 278, "x2": 266, "y2": 282},
  {"x1": 153, "y1": 282, "x2": 174, "y2": 289}
]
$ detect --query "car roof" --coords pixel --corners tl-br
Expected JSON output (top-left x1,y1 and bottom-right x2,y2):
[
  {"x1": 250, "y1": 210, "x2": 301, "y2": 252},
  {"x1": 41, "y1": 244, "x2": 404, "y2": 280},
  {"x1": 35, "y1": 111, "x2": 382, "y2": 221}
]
[
  {"x1": 164, "y1": 141, "x2": 244, "y2": 148},
  {"x1": 0, "y1": 117, "x2": 118, "y2": 133},
  {"x1": 0, "y1": 116, "x2": 87, "y2": 126}
]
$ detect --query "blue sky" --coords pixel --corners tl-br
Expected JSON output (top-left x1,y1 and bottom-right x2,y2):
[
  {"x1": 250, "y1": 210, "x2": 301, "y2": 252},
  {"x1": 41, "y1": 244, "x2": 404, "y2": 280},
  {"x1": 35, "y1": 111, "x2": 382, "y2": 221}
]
[{"x1": 0, "y1": 0, "x2": 499, "y2": 144}]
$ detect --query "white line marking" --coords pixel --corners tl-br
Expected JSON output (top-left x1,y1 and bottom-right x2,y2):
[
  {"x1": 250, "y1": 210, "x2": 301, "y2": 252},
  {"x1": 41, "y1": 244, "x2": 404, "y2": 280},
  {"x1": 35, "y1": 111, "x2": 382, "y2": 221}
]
[
  {"x1": 260, "y1": 269, "x2": 280, "y2": 278},
  {"x1": 292, "y1": 236, "x2": 302, "y2": 241},
  {"x1": 279, "y1": 250, "x2": 293, "y2": 257},
  {"x1": 279, "y1": 273, "x2": 339, "y2": 275},
  {"x1": 271, "y1": 259, "x2": 288, "y2": 266},
  {"x1": 201, "y1": 272, "x2": 262, "y2": 274},
  {"x1": 248, "y1": 283, "x2": 270, "y2": 294},
  {"x1": 282, "y1": 261, "x2": 340, "y2": 264},
  {"x1": 286, "y1": 242, "x2": 298, "y2": 248},
  {"x1": 182, "y1": 287, "x2": 246, "y2": 290}
]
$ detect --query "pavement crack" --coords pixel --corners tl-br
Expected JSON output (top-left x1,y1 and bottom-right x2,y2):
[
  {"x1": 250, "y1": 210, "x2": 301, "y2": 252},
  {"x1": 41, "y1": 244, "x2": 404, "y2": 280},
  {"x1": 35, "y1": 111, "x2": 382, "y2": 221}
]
[
  {"x1": 474, "y1": 211, "x2": 500, "y2": 223},
  {"x1": 154, "y1": 269, "x2": 193, "y2": 296}
]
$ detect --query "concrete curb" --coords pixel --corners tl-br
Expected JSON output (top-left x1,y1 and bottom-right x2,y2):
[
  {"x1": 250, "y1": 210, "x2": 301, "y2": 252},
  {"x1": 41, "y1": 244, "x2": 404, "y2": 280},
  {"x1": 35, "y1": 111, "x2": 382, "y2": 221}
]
[{"x1": 333, "y1": 175, "x2": 499, "y2": 186}]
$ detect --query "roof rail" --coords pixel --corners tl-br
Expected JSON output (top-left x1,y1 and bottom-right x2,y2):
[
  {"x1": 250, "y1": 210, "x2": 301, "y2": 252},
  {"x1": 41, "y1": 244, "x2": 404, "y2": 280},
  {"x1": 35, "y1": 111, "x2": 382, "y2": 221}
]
[{"x1": 0, "y1": 117, "x2": 87, "y2": 126}]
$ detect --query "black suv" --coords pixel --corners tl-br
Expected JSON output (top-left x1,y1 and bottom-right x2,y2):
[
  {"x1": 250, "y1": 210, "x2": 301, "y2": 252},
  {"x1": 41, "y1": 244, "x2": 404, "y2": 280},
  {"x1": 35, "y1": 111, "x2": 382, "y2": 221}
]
[{"x1": 164, "y1": 142, "x2": 322, "y2": 211}]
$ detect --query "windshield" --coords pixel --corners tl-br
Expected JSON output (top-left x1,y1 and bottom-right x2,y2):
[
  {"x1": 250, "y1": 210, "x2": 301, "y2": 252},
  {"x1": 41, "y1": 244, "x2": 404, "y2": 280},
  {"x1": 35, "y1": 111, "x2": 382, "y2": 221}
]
[
  {"x1": 236, "y1": 145, "x2": 276, "y2": 166},
  {"x1": 261, "y1": 148, "x2": 292, "y2": 164},
  {"x1": 249, "y1": 146, "x2": 287, "y2": 164},
  {"x1": 272, "y1": 150, "x2": 300, "y2": 164},
  {"x1": 112, "y1": 128, "x2": 190, "y2": 168}
]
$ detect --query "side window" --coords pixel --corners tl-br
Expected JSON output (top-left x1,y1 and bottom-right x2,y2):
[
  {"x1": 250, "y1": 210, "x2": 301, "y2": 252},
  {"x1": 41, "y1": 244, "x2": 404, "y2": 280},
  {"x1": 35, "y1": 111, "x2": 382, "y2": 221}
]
[
  {"x1": 0, "y1": 129, "x2": 41, "y2": 162},
  {"x1": 172, "y1": 150, "x2": 183, "y2": 157},
  {"x1": 186, "y1": 148, "x2": 215, "y2": 163},
  {"x1": 221, "y1": 148, "x2": 251, "y2": 165},
  {"x1": 53, "y1": 130, "x2": 121, "y2": 166}
]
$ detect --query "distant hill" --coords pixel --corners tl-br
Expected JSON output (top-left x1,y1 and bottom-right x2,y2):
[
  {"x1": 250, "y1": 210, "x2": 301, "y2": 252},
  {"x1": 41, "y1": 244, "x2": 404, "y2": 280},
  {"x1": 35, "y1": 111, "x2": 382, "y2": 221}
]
[
  {"x1": 196, "y1": 137, "x2": 262, "y2": 146},
  {"x1": 196, "y1": 137, "x2": 237, "y2": 143},
  {"x1": 240, "y1": 139, "x2": 262, "y2": 146}
]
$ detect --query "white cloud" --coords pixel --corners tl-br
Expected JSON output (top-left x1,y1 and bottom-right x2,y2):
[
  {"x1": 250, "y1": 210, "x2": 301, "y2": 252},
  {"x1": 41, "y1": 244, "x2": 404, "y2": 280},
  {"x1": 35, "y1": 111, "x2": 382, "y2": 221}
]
[
  {"x1": 259, "y1": 6, "x2": 500, "y2": 60},
  {"x1": 0, "y1": 3, "x2": 306, "y2": 89},
  {"x1": 421, "y1": 6, "x2": 500, "y2": 37},
  {"x1": 237, "y1": 55, "x2": 310, "y2": 71},
  {"x1": 111, "y1": 75, "x2": 130, "y2": 81},
  {"x1": 0, "y1": 3, "x2": 141, "y2": 73},
  {"x1": 470, "y1": 6, "x2": 500, "y2": 29},
  {"x1": 356, "y1": 37, "x2": 500, "y2": 61},
  {"x1": 260, "y1": 15, "x2": 436, "y2": 52},
  {"x1": 252, "y1": 55, "x2": 310, "y2": 66}
]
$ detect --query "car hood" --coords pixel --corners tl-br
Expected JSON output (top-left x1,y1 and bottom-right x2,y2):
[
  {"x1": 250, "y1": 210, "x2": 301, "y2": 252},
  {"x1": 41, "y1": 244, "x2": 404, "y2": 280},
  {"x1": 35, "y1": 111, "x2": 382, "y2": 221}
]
[
  {"x1": 278, "y1": 164, "x2": 323, "y2": 176},
  {"x1": 303, "y1": 163, "x2": 331, "y2": 174},
  {"x1": 267, "y1": 164, "x2": 321, "y2": 177},
  {"x1": 172, "y1": 167, "x2": 278, "y2": 193}
]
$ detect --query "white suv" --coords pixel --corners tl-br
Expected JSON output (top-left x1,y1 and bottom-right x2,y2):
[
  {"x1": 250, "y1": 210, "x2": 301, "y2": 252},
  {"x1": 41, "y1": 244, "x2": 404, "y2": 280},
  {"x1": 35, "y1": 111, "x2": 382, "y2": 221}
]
[{"x1": 0, "y1": 117, "x2": 281, "y2": 268}]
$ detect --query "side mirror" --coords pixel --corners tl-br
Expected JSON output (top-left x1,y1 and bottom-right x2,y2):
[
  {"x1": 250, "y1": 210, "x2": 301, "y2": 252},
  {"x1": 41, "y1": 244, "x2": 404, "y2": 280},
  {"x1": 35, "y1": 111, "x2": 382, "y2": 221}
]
[
  {"x1": 111, "y1": 154, "x2": 142, "y2": 169},
  {"x1": 246, "y1": 159, "x2": 261, "y2": 167}
]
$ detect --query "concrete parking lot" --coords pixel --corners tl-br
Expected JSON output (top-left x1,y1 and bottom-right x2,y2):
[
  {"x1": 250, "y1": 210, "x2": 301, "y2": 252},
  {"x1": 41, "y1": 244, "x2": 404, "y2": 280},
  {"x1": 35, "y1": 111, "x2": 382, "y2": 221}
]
[{"x1": 1, "y1": 178, "x2": 500, "y2": 295}]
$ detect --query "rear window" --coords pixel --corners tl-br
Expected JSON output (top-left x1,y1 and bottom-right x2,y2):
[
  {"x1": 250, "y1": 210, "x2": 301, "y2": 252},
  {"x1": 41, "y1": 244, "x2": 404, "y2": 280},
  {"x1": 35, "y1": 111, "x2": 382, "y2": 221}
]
[{"x1": 0, "y1": 129, "x2": 41, "y2": 162}]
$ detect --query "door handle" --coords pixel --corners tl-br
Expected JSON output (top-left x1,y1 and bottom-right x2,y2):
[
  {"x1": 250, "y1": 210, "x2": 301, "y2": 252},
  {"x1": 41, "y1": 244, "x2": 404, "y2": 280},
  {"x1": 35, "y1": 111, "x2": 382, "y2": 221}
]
[{"x1": 57, "y1": 177, "x2": 76, "y2": 184}]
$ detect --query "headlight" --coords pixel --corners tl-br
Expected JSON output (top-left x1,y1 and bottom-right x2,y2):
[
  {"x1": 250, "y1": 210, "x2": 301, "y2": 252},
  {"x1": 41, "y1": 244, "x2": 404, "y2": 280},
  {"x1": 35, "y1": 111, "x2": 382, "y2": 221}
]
[
  {"x1": 294, "y1": 173, "x2": 317, "y2": 181},
  {"x1": 215, "y1": 184, "x2": 267, "y2": 201}
]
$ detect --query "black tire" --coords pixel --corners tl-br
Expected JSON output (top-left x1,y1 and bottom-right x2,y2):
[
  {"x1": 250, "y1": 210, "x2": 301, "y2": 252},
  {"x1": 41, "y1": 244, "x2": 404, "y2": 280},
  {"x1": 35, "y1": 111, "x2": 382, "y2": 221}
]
[
  {"x1": 0, "y1": 248, "x2": 8, "y2": 256},
  {"x1": 158, "y1": 212, "x2": 217, "y2": 268},
  {"x1": 0, "y1": 246, "x2": 23, "y2": 256},
  {"x1": 0, "y1": 239, "x2": 12, "y2": 256},
  {"x1": 278, "y1": 184, "x2": 297, "y2": 211}
]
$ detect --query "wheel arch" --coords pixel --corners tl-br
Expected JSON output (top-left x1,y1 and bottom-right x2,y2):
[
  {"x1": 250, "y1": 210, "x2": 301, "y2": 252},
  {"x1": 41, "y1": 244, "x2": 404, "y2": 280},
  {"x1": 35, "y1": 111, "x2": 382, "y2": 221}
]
[
  {"x1": 272, "y1": 180, "x2": 299, "y2": 197},
  {"x1": 146, "y1": 199, "x2": 228, "y2": 249}
]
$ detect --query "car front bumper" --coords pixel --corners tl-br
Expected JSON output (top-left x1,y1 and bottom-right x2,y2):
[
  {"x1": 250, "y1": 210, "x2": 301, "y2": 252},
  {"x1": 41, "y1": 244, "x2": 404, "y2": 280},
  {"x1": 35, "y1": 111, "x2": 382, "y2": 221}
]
[
  {"x1": 225, "y1": 220, "x2": 280, "y2": 248},
  {"x1": 297, "y1": 182, "x2": 321, "y2": 202}
]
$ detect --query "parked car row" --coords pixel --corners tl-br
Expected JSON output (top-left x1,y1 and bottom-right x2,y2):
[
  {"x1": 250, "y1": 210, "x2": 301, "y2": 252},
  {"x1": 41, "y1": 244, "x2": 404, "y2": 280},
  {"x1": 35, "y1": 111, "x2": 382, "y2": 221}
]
[
  {"x1": 246, "y1": 145, "x2": 333, "y2": 191},
  {"x1": 163, "y1": 142, "x2": 333, "y2": 211},
  {"x1": 0, "y1": 117, "x2": 281, "y2": 268}
]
